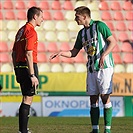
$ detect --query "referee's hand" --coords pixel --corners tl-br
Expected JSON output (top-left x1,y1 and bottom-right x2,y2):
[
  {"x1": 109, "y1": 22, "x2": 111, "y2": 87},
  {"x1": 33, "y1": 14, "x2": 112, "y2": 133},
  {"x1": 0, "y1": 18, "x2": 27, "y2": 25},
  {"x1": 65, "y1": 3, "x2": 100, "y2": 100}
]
[{"x1": 30, "y1": 76, "x2": 39, "y2": 88}]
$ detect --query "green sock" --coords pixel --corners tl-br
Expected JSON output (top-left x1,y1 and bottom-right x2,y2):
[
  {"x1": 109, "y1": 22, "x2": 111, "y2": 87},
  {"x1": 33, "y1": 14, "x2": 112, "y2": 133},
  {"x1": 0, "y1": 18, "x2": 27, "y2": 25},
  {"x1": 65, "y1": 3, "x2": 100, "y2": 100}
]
[
  {"x1": 104, "y1": 107, "x2": 112, "y2": 132},
  {"x1": 90, "y1": 107, "x2": 100, "y2": 130}
]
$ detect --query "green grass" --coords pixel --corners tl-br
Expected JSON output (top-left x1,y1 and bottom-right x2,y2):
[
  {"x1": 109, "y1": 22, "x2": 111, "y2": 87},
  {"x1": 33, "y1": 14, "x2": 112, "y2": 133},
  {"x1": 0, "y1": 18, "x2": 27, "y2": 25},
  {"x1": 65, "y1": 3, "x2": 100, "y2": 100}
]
[{"x1": 0, "y1": 117, "x2": 133, "y2": 133}]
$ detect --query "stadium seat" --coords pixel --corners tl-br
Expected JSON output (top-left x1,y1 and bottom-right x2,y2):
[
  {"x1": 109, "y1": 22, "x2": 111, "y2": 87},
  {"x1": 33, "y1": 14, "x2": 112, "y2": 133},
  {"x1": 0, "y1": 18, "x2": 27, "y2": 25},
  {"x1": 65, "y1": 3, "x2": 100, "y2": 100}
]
[
  {"x1": 0, "y1": 42, "x2": 9, "y2": 52},
  {"x1": 87, "y1": 1, "x2": 99, "y2": 11},
  {"x1": 105, "y1": 21, "x2": 115, "y2": 31},
  {"x1": 0, "y1": 20, "x2": 6, "y2": 30},
  {"x1": 75, "y1": 63, "x2": 87, "y2": 73},
  {"x1": 62, "y1": 0, "x2": 74, "y2": 10},
  {"x1": 126, "y1": 63, "x2": 133, "y2": 73},
  {"x1": 0, "y1": 2, "x2": 1, "y2": 9},
  {"x1": 73, "y1": 52, "x2": 85, "y2": 63},
  {"x1": 5, "y1": 10, "x2": 16, "y2": 20},
  {"x1": 3, "y1": 0, "x2": 13, "y2": 9},
  {"x1": 75, "y1": 1, "x2": 86, "y2": 8},
  {"x1": 1, "y1": 63, "x2": 13, "y2": 72},
  {"x1": 19, "y1": 20, "x2": 26, "y2": 28},
  {"x1": 37, "y1": 53, "x2": 47, "y2": 63},
  {"x1": 15, "y1": 0, "x2": 26, "y2": 9},
  {"x1": 68, "y1": 21, "x2": 81, "y2": 31},
  {"x1": 6, "y1": 20, "x2": 18, "y2": 30},
  {"x1": 61, "y1": 57, "x2": 73, "y2": 64},
  {"x1": 47, "y1": 42, "x2": 58, "y2": 52},
  {"x1": 51, "y1": 64, "x2": 63, "y2": 72},
  {"x1": 115, "y1": 21, "x2": 127, "y2": 31},
  {"x1": 0, "y1": 53, "x2": 11, "y2": 63},
  {"x1": 45, "y1": 31, "x2": 57, "y2": 42},
  {"x1": 63, "y1": 64, "x2": 76, "y2": 73},
  {"x1": 39, "y1": 1, "x2": 49, "y2": 10},
  {"x1": 37, "y1": 31, "x2": 45, "y2": 41},
  {"x1": 53, "y1": 11, "x2": 64, "y2": 20},
  {"x1": 0, "y1": 31, "x2": 8, "y2": 41},
  {"x1": 51, "y1": 0, "x2": 61, "y2": 10},
  {"x1": 113, "y1": 11, "x2": 124, "y2": 20},
  {"x1": 114, "y1": 64, "x2": 125, "y2": 73},
  {"x1": 49, "y1": 55, "x2": 60, "y2": 63},
  {"x1": 121, "y1": 42, "x2": 133, "y2": 53},
  {"x1": 43, "y1": 21, "x2": 55, "y2": 31},
  {"x1": 128, "y1": 21, "x2": 133, "y2": 31},
  {"x1": 125, "y1": 11, "x2": 133, "y2": 20},
  {"x1": 43, "y1": 11, "x2": 52, "y2": 20},
  {"x1": 110, "y1": 1, "x2": 121, "y2": 10},
  {"x1": 27, "y1": 0, "x2": 37, "y2": 8},
  {"x1": 123, "y1": 53, "x2": 133, "y2": 64},
  {"x1": 91, "y1": 11, "x2": 101, "y2": 20},
  {"x1": 55, "y1": 21, "x2": 68, "y2": 31},
  {"x1": 122, "y1": 1, "x2": 133, "y2": 10},
  {"x1": 17, "y1": 11, "x2": 26, "y2": 20},
  {"x1": 112, "y1": 44, "x2": 120, "y2": 53},
  {"x1": 57, "y1": 31, "x2": 69, "y2": 42},
  {"x1": 65, "y1": 11, "x2": 75, "y2": 21},
  {"x1": 112, "y1": 53, "x2": 122, "y2": 64},
  {"x1": 60, "y1": 42, "x2": 70, "y2": 51},
  {"x1": 0, "y1": 11, "x2": 3, "y2": 20},
  {"x1": 99, "y1": 1, "x2": 109, "y2": 10},
  {"x1": 118, "y1": 32, "x2": 129, "y2": 42},
  {"x1": 39, "y1": 63, "x2": 51, "y2": 72},
  {"x1": 101, "y1": 11, "x2": 112, "y2": 21},
  {"x1": 37, "y1": 42, "x2": 46, "y2": 52},
  {"x1": 8, "y1": 31, "x2": 17, "y2": 41}
]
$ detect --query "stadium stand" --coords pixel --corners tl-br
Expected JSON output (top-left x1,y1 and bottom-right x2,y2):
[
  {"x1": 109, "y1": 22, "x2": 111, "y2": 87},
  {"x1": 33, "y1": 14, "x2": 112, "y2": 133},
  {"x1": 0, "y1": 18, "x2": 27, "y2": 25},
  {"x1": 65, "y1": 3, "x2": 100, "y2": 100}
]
[
  {"x1": 75, "y1": 0, "x2": 86, "y2": 8},
  {"x1": 126, "y1": 64, "x2": 133, "y2": 73},
  {"x1": 6, "y1": 20, "x2": 18, "y2": 31},
  {"x1": 121, "y1": 42, "x2": 133, "y2": 53},
  {"x1": 17, "y1": 11, "x2": 26, "y2": 20},
  {"x1": 37, "y1": 42, "x2": 46, "y2": 52},
  {"x1": 110, "y1": 1, "x2": 121, "y2": 10},
  {"x1": 3, "y1": 0, "x2": 14, "y2": 10},
  {"x1": 1, "y1": 63, "x2": 13, "y2": 72},
  {"x1": 63, "y1": 64, "x2": 76, "y2": 72},
  {"x1": 27, "y1": 0, "x2": 37, "y2": 8},
  {"x1": 39, "y1": 63, "x2": 51, "y2": 72},
  {"x1": 51, "y1": 64, "x2": 63, "y2": 72},
  {"x1": 5, "y1": 10, "x2": 16, "y2": 20},
  {"x1": 15, "y1": 0, "x2": 26, "y2": 9},
  {"x1": 125, "y1": 11, "x2": 133, "y2": 20},
  {"x1": 47, "y1": 42, "x2": 58, "y2": 52},
  {"x1": 53, "y1": 11, "x2": 64, "y2": 20},
  {"x1": 62, "y1": 0, "x2": 74, "y2": 10},
  {"x1": 115, "y1": 21, "x2": 127, "y2": 31},
  {"x1": 45, "y1": 31, "x2": 57, "y2": 42},
  {"x1": 114, "y1": 64, "x2": 126, "y2": 73},
  {"x1": 0, "y1": 41, "x2": 9, "y2": 52},
  {"x1": 39, "y1": 1, "x2": 50, "y2": 10},
  {"x1": 51, "y1": 0, "x2": 61, "y2": 10},
  {"x1": 43, "y1": 21, "x2": 56, "y2": 31},
  {"x1": 99, "y1": 1, "x2": 109, "y2": 10},
  {"x1": 112, "y1": 53, "x2": 122, "y2": 64},
  {"x1": 55, "y1": 21, "x2": 68, "y2": 31}
]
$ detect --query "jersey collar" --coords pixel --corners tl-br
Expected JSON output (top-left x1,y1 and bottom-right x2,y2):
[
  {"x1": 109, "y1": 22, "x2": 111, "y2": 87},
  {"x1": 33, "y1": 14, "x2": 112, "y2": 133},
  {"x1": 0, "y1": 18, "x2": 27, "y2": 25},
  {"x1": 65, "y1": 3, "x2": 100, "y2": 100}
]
[{"x1": 27, "y1": 22, "x2": 34, "y2": 29}]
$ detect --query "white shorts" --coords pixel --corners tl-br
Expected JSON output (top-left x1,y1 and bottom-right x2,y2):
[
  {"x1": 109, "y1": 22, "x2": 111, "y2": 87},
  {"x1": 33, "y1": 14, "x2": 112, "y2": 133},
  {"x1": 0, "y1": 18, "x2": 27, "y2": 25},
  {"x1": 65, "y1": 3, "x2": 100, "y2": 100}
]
[{"x1": 86, "y1": 67, "x2": 114, "y2": 95}]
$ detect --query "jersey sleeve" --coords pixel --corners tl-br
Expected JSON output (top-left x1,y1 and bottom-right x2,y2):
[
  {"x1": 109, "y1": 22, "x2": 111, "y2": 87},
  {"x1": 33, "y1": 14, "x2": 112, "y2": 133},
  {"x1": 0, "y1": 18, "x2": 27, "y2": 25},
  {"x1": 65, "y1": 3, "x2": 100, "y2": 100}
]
[
  {"x1": 25, "y1": 29, "x2": 36, "y2": 51},
  {"x1": 97, "y1": 21, "x2": 112, "y2": 39},
  {"x1": 74, "y1": 30, "x2": 83, "y2": 50}
]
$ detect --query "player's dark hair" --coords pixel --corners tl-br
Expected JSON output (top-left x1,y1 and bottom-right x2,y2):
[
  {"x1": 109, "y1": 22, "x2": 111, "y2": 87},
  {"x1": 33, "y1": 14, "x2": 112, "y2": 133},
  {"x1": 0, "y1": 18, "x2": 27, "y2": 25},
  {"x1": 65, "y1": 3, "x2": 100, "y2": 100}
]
[
  {"x1": 74, "y1": 6, "x2": 91, "y2": 17},
  {"x1": 27, "y1": 6, "x2": 42, "y2": 22}
]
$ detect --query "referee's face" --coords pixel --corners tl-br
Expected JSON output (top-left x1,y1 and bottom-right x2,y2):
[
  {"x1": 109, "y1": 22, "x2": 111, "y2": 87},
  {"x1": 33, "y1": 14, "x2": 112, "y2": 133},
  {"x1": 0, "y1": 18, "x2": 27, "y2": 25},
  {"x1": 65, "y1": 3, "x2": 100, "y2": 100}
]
[{"x1": 75, "y1": 13, "x2": 85, "y2": 25}]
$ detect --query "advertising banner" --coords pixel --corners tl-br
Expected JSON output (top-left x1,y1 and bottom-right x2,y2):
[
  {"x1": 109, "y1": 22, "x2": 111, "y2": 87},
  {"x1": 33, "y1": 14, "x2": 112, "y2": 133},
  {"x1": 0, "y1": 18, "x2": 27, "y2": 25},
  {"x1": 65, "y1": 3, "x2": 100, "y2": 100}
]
[
  {"x1": 0, "y1": 95, "x2": 42, "y2": 117},
  {"x1": 42, "y1": 96, "x2": 124, "y2": 117},
  {"x1": 0, "y1": 72, "x2": 133, "y2": 96}
]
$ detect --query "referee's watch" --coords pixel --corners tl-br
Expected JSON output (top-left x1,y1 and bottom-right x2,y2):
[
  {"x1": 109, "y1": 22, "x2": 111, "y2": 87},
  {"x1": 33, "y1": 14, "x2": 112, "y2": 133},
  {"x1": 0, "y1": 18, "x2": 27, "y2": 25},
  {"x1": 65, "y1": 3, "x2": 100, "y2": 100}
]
[{"x1": 30, "y1": 74, "x2": 35, "y2": 77}]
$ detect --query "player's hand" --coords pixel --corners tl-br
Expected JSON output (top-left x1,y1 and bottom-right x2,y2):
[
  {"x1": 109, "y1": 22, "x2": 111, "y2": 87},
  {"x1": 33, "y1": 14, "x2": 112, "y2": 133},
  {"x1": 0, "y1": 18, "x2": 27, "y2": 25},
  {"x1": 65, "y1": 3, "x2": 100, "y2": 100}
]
[
  {"x1": 99, "y1": 54, "x2": 105, "y2": 69},
  {"x1": 30, "y1": 76, "x2": 39, "y2": 88},
  {"x1": 49, "y1": 52, "x2": 61, "y2": 60}
]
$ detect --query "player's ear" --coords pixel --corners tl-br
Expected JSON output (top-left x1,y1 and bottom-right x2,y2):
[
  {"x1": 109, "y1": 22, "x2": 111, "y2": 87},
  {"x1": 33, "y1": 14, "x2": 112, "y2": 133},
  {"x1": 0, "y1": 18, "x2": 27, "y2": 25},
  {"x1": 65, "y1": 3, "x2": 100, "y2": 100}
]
[{"x1": 33, "y1": 14, "x2": 38, "y2": 20}]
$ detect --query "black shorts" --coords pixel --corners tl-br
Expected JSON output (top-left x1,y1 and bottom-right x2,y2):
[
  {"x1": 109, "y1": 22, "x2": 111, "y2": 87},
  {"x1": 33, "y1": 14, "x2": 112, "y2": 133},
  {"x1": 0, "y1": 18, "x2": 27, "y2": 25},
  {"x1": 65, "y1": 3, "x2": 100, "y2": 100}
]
[{"x1": 15, "y1": 62, "x2": 38, "y2": 96}]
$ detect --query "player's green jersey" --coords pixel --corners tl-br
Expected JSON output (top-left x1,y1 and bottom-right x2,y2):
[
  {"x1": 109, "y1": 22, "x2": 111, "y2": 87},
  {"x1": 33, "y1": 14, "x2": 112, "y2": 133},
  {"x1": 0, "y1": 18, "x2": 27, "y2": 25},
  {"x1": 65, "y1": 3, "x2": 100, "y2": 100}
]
[{"x1": 74, "y1": 19, "x2": 114, "y2": 72}]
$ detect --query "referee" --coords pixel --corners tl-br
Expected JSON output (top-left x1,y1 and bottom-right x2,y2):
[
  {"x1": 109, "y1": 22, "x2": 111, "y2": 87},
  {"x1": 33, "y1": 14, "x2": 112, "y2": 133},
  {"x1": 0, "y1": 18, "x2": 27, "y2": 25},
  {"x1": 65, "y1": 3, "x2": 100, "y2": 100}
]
[{"x1": 12, "y1": 7, "x2": 43, "y2": 133}]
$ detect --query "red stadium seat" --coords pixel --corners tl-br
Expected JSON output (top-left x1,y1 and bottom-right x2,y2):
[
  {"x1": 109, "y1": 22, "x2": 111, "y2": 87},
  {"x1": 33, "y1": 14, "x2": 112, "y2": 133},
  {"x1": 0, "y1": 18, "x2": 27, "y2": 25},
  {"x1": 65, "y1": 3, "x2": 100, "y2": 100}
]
[
  {"x1": 121, "y1": 42, "x2": 133, "y2": 53},
  {"x1": 128, "y1": 21, "x2": 133, "y2": 31},
  {"x1": 101, "y1": 11, "x2": 112, "y2": 21},
  {"x1": 0, "y1": 53, "x2": 11, "y2": 63},
  {"x1": 5, "y1": 10, "x2": 16, "y2": 20},
  {"x1": 60, "y1": 42, "x2": 70, "y2": 51},
  {"x1": 37, "y1": 53, "x2": 47, "y2": 63},
  {"x1": 47, "y1": 43, "x2": 58, "y2": 52},
  {"x1": 53, "y1": 11, "x2": 64, "y2": 20},
  {"x1": 115, "y1": 21, "x2": 127, "y2": 31},
  {"x1": 27, "y1": 0, "x2": 37, "y2": 8},
  {"x1": 123, "y1": 53, "x2": 133, "y2": 64},
  {"x1": 0, "y1": 42, "x2": 9, "y2": 52},
  {"x1": 0, "y1": 11, "x2": 3, "y2": 20},
  {"x1": 61, "y1": 57, "x2": 73, "y2": 63},
  {"x1": 122, "y1": 1, "x2": 133, "y2": 10},
  {"x1": 17, "y1": 11, "x2": 26, "y2": 20},
  {"x1": 105, "y1": 21, "x2": 115, "y2": 31},
  {"x1": 112, "y1": 44, "x2": 120, "y2": 53},
  {"x1": 99, "y1": 1, "x2": 109, "y2": 10},
  {"x1": 118, "y1": 32, "x2": 129, "y2": 42},
  {"x1": 113, "y1": 11, "x2": 124, "y2": 20},
  {"x1": 0, "y1": 2, "x2": 2, "y2": 9},
  {"x1": 49, "y1": 54, "x2": 60, "y2": 63},
  {"x1": 3, "y1": 0, "x2": 13, "y2": 9},
  {"x1": 125, "y1": 11, "x2": 133, "y2": 20},
  {"x1": 112, "y1": 53, "x2": 122, "y2": 64},
  {"x1": 15, "y1": 0, "x2": 26, "y2": 9},
  {"x1": 110, "y1": 1, "x2": 121, "y2": 10},
  {"x1": 43, "y1": 11, "x2": 52, "y2": 20},
  {"x1": 39, "y1": 1, "x2": 49, "y2": 10},
  {"x1": 51, "y1": 0, "x2": 61, "y2": 10},
  {"x1": 37, "y1": 42, "x2": 46, "y2": 52},
  {"x1": 62, "y1": 0, "x2": 74, "y2": 10}
]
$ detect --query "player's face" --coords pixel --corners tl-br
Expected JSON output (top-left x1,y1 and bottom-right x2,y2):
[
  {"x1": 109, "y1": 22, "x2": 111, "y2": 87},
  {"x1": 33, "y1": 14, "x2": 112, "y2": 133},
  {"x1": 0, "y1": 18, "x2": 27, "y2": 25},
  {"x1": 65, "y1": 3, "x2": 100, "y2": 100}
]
[
  {"x1": 75, "y1": 13, "x2": 85, "y2": 25},
  {"x1": 36, "y1": 11, "x2": 43, "y2": 26}
]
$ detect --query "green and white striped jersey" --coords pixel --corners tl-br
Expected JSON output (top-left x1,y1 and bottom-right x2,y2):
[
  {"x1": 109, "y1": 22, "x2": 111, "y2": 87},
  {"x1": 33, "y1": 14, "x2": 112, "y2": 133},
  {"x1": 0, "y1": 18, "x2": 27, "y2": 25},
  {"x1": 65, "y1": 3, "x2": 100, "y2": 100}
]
[{"x1": 74, "y1": 19, "x2": 114, "y2": 72}]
